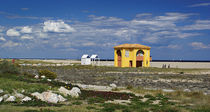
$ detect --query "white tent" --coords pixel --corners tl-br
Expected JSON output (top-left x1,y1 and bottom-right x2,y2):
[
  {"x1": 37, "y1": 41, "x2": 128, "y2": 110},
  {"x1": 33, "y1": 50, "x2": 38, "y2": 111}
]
[
  {"x1": 81, "y1": 54, "x2": 91, "y2": 65},
  {"x1": 90, "y1": 54, "x2": 100, "y2": 65}
]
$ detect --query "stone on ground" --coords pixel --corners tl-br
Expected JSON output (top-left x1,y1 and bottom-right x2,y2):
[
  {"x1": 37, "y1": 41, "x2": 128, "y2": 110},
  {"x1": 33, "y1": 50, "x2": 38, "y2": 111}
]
[
  {"x1": 22, "y1": 96, "x2": 32, "y2": 102},
  {"x1": 6, "y1": 96, "x2": 16, "y2": 102},
  {"x1": 42, "y1": 91, "x2": 59, "y2": 103},
  {"x1": 162, "y1": 89, "x2": 175, "y2": 92},
  {"x1": 58, "y1": 95, "x2": 67, "y2": 102},
  {"x1": 41, "y1": 75, "x2": 46, "y2": 79},
  {"x1": 34, "y1": 75, "x2": 39, "y2": 79},
  {"x1": 15, "y1": 93, "x2": 25, "y2": 99},
  {"x1": 110, "y1": 83, "x2": 117, "y2": 88},
  {"x1": 69, "y1": 87, "x2": 81, "y2": 98},
  {"x1": 0, "y1": 89, "x2": 3, "y2": 94},
  {"x1": 58, "y1": 86, "x2": 70, "y2": 96},
  {"x1": 3, "y1": 94, "x2": 9, "y2": 99},
  {"x1": 31, "y1": 92, "x2": 44, "y2": 101},
  {"x1": 0, "y1": 97, "x2": 3, "y2": 102},
  {"x1": 32, "y1": 91, "x2": 66, "y2": 103},
  {"x1": 183, "y1": 89, "x2": 191, "y2": 92}
]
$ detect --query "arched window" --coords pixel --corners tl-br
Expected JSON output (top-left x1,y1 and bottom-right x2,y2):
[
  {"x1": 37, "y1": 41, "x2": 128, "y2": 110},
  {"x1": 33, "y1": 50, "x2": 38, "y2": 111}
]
[{"x1": 136, "y1": 50, "x2": 144, "y2": 56}]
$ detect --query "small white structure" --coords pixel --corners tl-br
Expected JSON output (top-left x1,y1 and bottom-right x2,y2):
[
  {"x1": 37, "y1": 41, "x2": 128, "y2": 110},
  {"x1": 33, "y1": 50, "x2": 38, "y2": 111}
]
[
  {"x1": 81, "y1": 54, "x2": 91, "y2": 65},
  {"x1": 90, "y1": 54, "x2": 100, "y2": 65}
]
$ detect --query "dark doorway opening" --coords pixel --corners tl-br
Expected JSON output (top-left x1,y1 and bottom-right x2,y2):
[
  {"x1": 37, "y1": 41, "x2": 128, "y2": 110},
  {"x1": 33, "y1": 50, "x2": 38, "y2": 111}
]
[
  {"x1": 129, "y1": 61, "x2": 132, "y2": 67},
  {"x1": 136, "y1": 50, "x2": 144, "y2": 67},
  {"x1": 117, "y1": 50, "x2": 121, "y2": 67},
  {"x1": 136, "y1": 61, "x2": 142, "y2": 67}
]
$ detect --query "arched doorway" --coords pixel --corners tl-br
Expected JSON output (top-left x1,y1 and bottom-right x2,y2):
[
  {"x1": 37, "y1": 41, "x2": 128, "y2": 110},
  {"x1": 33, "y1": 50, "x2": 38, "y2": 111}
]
[
  {"x1": 136, "y1": 50, "x2": 144, "y2": 67},
  {"x1": 117, "y1": 50, "x2": 121, "y2": 67}
]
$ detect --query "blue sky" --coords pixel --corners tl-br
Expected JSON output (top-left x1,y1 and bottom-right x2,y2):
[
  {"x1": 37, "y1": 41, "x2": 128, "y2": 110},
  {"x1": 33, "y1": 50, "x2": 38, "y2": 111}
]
[{"x1": 0, "y1": 0, "x2": 210, "y2": 60}]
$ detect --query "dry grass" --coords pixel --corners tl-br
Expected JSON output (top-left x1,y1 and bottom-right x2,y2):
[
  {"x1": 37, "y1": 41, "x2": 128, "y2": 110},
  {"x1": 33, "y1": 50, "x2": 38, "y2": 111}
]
[{"x1": 128, "y1": 86, "x2": 210, "y2": 111}]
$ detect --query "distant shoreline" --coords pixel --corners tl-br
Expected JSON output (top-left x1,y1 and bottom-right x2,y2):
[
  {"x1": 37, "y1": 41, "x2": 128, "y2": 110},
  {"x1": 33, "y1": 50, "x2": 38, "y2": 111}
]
[{"x1": 1, "y1": 58, "x2": 210, "y2": 62}]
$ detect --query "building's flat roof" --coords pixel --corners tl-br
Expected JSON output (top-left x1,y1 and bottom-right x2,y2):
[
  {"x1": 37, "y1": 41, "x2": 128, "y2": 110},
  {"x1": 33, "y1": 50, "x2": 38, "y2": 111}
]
[{"x1": 114, "y1": 44, "x2": 151, "y2": 49}]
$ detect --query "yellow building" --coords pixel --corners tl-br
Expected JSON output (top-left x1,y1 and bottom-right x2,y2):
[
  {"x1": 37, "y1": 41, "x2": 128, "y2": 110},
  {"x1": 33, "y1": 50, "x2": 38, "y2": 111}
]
[{"x1": 114, "y1": 44, "x2": 151, "y2": 67}]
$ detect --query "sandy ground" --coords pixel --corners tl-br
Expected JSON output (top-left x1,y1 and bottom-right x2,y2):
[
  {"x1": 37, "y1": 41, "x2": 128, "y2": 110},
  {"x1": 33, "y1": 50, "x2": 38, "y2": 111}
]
[
  {"x1": 38, "y1": 60, "x2": 210, "y2": 68},
  {"x1": 41, "y1": 59, "x2": 80, "y2": 64},
  {"x1": 150, "y1": 62, "x2": 210, "y2": 68}
]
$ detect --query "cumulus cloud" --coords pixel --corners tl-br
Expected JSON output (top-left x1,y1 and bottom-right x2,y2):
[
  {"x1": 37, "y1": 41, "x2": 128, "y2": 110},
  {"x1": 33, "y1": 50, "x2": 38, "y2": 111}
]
[
  {"x1": 21, "y1": 26, "x2": 32, "y2": 33},
  {"x1": 0, "y1": 12, "x2": 208, "y2": 52},
  {"x1": 6, "y1": 28, "x2": 20, "y2": 36},
  {"x1": 21, "y1": 35, "x2": 33, "y2": 40},
  {"x1": 1, "y1": 41, "x2": 20, "y2": 48},
  {"x1": 43, "y1": 20, "x2": 76, "y2": 33},
  {"x1": 190, "y1": 42, "x2": 210, "y2": 49},
  {"x1": 0, "y1": 37, "x2": 6, "y2": 41}
]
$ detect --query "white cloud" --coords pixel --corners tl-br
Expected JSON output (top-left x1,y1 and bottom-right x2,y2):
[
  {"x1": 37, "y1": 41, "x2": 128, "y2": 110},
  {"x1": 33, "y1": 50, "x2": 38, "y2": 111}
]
[
  {"x1": 21, "y1": 35, "x2": 33, "y2": 40},
  {"x1": 6, "y1": 28, "x2": 20, "y2": 36},
  {"x1": 1, "y1": 12, "x2": 209, "y2": 51},
  {"x1": 21, "y1": 26, "x2": 32, "y2": 33},
  {"x1": 142, "y1": 36, "x2": 159, "y2": 43},
  {"x1": 155, "y1": 13, "x2": 193, "y2": 21},
  {"x1": 177, "y1": 33, "x2": 201, "y2": 38},
  {"x1": 158, "y1": 44, "x2": 181, "y2": 49},
  {"x1": 189, "y1": 3, "x2": 210, "y2": 7},
  {"x1": 167, "y1": 44, "x2": 181, "y2": 49},
  {"x1": 182, "y1": 20, "x2": 210, "y2": 30},
  {"x1": 36, "y1": 32, "x2": 48, "y2": 38},
  {"x1": 43, "y1": 20, "x2": 76, "y2": 33},
  {"x1": 82, "y1": 42, "x2": 96, "y2": 46},
  {"x1": 190, "y1": 42, "x2": 210, "y2": 49},
  {"x1": 1, "y1": 41, "x2": 20, "y2": 48},
  {"x1": 136, "y1": 13, "x2": 152, "y2": 18},
  {"x1": 131, "y1": 20, "x2": 175, "y2": 27},
  {"x1": 0, "y1": 37, "x2": 6, "y2": 41}
]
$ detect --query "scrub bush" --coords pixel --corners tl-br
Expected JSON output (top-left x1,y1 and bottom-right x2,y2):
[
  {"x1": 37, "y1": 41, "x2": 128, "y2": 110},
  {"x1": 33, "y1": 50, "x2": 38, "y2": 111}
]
[
  {"x1": 0, "y1": 60, "x2": 20, "y2": 74},
  {"x1": 38, "y1": 69, "x2": 57, "y2": 79}
]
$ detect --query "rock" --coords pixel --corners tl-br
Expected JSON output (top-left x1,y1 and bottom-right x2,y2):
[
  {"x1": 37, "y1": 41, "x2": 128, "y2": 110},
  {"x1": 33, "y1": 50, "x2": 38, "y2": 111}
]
[
  {"x1": 41, "y1": 75, "x2": 46, "y2": 79},
  {"x1": 31, "y1": 92, "x2": 44, "y2": 101},
  {"x1": 32, "y1": 91, "x2": 65, "y2": 103},
  {"x1": 34, "y1": 75, "x2": 39, "y2": 79},
  {"x1": 110, "y1": 83, "x2": 117, "y2": 88},
  {"x1": 162, "y1": 89, "x2": 175, "y2": 92},
  {"x1": 0, "y1": 97, "x2": 3, "y2": 102},
  {"x1": 183, "y1": 89, "x2": 191, "y2": 92},
  {"x1": 42, "y1": 91, "x2": 59, "y2": 103},
  {"x1": 22, "y1": 96, "x2": 32, "y2": 102},
  {"x1": 69, "y1": 87, "x2": 81, "y2": 98},
  {"x1": 6, "y1": 96, "x2": 16, "y2": 102},
  {"x1": 58, "y1": 86, "x2": 71, "y2": 96},
  {"x1": 3, "y1": 94, "x2": 9, "y2": 99},
  {"x1": 58, "y1": 95, "x2": 67, "y2": 102},
  {"x1": 152, "y1": 100, "x2": 160, "y2": 105},
  {"x1": 141, "y1": 98, "x2": 148, "y2": 102},
  {"x1": 21, "y1": 89, "x2": 25, "y2": 93},
  {"x1": 15, "y1": 93, "x2": 25, "y2": 99},
  {"x1": 47, "y1": 79, "x2": 52, "y2": 82},
  {"x1": 0, "y1": 89, "x2": 3, "y2": 94}
]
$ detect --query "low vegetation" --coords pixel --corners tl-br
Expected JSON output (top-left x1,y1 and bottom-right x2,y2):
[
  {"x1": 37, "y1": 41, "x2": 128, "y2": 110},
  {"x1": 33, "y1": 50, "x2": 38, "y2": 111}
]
[
  {"x1": 0, "y1": 60, "x2": 210, "y2": 112},
  {"x1": 38, "y1": 69, "x2": 57, "y2": 79},
  {"x1": 0, "y1": 60, "x2": 20, "y2": 74}
]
